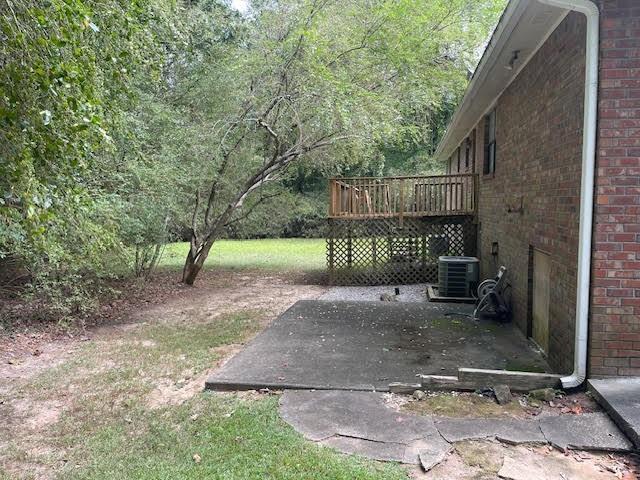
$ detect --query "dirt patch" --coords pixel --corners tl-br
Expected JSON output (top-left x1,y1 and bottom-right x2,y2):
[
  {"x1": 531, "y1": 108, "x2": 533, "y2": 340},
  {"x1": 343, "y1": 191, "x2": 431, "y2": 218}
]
[
  {"x1": 0, "y1": 270, "x2": 325, "y2": 386},
  {"x1": 411, "y1": 441, "x2": 637, "y2": 480},
  {"x1": 455, "y1": 440, "x2": 503, "y2": 475},
  {"x1": 0, "y1": 270, "x2": 326, "y2": 478},
  {"x1": 19, "y1": 401, "x2": 63, "y2": 430},
  {"x1": 147, "y1": 373, "x2": 209, "y2": 409},
  {"x1": 401, "y1": 392, "x2": 528, "y2": 419},
  {"x1": 146, "y1": 344, "x2": 247, "y2": 409}
]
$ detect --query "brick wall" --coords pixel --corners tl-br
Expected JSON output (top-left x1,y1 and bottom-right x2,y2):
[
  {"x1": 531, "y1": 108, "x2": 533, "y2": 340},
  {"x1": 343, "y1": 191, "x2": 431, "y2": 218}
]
[
  {"x1": 590, "y1": 0, "x2": 640, "y2": 377},
  {"x1": 450, "y1": 13, "x2": 587, "y2": 373}
]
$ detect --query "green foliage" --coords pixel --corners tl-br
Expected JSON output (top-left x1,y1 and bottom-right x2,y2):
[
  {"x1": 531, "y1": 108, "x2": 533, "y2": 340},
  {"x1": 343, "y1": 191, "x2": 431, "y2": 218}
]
[
  {"x1": 0, "y1": 0, "x2": 169, "y2": 249},
  {"x1": 0, "y1": 0, "x2": 507, "y2": 314},
  {"x1": 0, "y1": 0, "x2": 178, "y2": 309},
  {"x1": 0, "y1": 0, "x2": 235, "y2": 314}
]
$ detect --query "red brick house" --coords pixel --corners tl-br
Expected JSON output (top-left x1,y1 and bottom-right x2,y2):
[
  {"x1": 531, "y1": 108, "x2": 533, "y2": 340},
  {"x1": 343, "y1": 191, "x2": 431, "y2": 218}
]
[{"x1": 436, "y1": 0, "x2": 640, "y2": 387}]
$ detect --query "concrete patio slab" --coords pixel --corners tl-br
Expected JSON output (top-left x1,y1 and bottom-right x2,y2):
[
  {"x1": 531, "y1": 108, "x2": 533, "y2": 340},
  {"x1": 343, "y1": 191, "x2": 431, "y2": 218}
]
[
  {"x1": 539, "y1": 412, "x2": 633, "y2": 452},
  {"x1": 588, "y1": 377, "x2": 640, "y2": 449},
  {"x1": 206, "y1": 300, "x2": 549, "y2": 392}
]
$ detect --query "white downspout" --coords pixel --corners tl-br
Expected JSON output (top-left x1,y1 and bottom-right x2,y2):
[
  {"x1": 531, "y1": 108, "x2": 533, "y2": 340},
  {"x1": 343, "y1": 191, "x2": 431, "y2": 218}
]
[{"x1": 537, "y1": 0, "x2": 599, "y2": 388}]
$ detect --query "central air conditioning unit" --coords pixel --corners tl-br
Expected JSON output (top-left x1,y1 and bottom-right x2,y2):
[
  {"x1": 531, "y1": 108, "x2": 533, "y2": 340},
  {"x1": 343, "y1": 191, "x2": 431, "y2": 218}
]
[{"x1": 438, "y1": 256, "x2": 480, "y2": 298}]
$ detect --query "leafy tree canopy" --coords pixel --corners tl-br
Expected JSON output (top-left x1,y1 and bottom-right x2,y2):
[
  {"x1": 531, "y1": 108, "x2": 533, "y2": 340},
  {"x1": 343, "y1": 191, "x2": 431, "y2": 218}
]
[{"x1": 0, "y1": 0, "x2": 505, "y2": 312}]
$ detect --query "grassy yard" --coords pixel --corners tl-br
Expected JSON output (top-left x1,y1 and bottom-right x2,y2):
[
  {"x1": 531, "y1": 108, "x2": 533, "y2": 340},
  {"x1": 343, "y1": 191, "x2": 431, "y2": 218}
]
[
  {"x1": 160, "y1": 239, "x2": 326, "y2": 272},
  {"x1": 1, "y1": 268, "x2": 408, "y2": 479}
]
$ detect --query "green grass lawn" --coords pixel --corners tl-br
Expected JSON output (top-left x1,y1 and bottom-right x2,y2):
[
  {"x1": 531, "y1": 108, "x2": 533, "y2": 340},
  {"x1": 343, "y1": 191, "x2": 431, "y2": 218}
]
[
  {"x1": 160, "y1": 239, "x2": 326, "y2": 272},
  {"x1": 60, "y1": 395, "x2": 406, "y2": 480}
]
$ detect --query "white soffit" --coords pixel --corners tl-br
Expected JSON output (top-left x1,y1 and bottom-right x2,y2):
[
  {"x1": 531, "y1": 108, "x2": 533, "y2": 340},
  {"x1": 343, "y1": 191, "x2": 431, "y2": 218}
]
[{"x1": 435, "y1": 0, "x2": 569, "y2": 160}]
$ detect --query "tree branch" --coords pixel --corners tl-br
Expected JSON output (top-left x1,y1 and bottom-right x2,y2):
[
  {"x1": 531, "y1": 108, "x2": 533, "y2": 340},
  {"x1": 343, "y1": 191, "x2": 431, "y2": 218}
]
[
  {"x1": 224, "y1": 191, "x2": 283, "y2": 227},
  {"x1": 190, "y1": 188, "x2": 200, "y2": 254}
]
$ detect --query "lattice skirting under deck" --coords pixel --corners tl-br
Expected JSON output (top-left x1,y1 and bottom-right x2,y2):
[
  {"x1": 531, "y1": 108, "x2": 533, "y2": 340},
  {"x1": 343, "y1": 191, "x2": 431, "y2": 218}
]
[{"x1": 326, "y1": 216, "x2": 477, "y2": 285}]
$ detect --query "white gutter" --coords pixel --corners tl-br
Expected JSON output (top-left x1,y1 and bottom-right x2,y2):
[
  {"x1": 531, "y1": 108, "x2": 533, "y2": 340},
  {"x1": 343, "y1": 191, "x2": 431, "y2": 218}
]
[{"x1": 537, "y1": 0, "x2": 599, "y2": 389}]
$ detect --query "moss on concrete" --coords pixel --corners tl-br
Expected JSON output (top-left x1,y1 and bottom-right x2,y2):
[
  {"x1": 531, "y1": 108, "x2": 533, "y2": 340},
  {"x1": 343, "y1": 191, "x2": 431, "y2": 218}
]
[{"x1": 402, "y1": 393, "x2": 526, "y2": 419}]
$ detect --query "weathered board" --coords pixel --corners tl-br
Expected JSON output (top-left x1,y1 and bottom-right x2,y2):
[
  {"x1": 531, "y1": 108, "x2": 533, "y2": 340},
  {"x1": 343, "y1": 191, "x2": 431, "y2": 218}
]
[
  {"x1": 532, "y1": 249, "x2": 551, "y2": 353},
  {"x1": 420, "y1": 368, "x2": 562, "y2": 392}
]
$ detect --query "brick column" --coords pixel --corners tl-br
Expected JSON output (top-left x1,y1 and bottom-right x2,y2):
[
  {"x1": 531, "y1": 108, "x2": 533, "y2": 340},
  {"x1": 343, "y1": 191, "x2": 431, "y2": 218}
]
[{"x1": 590, "y1": 0, "x2": 640, "y2": 377}]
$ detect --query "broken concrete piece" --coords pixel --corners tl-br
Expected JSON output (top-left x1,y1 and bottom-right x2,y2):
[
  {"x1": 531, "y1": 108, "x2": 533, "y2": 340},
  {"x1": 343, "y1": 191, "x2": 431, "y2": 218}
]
[
  {"x1": 322, "y1": 435, "x2": 409, "y2": 463},
  {"x1": 529, "y1": 388, "x2": 555, "y2": 402},
  {"x1": 458, "y1": 368, "x2": 561, "y2": 392},
  {"x1": 539, "y1": 412, "x2": 633, "y2": 452},
  {"x1": 388, "y1": 382, "x2": 422, "y2": 394},
  {"x1": 413, "y1": 390, "x2": 426, "y2": 401},
  {"x1": 418, "y1": 444, "x2": 452, "y2": 472},
  {"x1": 436, "y1": 417, "x2": 546, "y2": 444},
  {"x1": 493, "y1": 384, "x2": 512, "y2": 405},
  {"x1": 498, "y1": 455, "x2": 544, "y2": 480},
  {"x1": 405, "y1": 437, "x2": 452, "y2": 466}
]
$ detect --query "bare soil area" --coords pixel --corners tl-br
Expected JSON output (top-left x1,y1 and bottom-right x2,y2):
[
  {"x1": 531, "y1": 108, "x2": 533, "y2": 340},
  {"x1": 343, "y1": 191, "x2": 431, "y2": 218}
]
[
  {"x1": 0, "y1": 270, "x2": 326, "y2": 478},
  {"x1": 0, "y1": 269, "x2": 324, "y2": 383}
]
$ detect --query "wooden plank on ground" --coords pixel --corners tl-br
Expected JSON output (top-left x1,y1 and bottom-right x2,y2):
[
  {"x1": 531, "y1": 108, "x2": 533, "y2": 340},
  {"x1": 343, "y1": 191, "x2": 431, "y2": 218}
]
[
  {"x1": 458, "y1": 368, "x2": 562, "y2": 391},
  {"x1": 420, "y1": 368, "x2": 562, "y2": 392}
]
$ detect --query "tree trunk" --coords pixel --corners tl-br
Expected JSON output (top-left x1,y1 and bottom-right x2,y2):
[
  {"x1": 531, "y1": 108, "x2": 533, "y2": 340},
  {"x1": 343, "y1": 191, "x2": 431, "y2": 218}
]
[
  {"x1": 182, "y1": 255, "x2": 203, "y2": 286},
  {"x1": 182, "y1": 236, "x2": 215, "y2": 285}
]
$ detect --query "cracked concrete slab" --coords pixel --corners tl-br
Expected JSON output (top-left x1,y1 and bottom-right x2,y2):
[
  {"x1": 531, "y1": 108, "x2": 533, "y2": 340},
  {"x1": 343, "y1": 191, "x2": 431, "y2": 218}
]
[
  {"x1": 280, "y1": 390, "x2": 634, "y2": 468},
  {"x1": 280, "y1": 390, "x2": 439, "y2": 444},
  {"x1": 280, "y1": 390, "x2": 452, "y2": 467},
  {"x1": 279, "y1": 390, "x2": 382, "y2": 441},
  {"x1": 207, "y1": 300, "x2": 549, "y2": 391},
  {"x1": 435, "y1": 417, "x2": 546, "y2": 444},
  {"x1": 321, "y1": 435, "x2": 409, "y2": 463},
  {"x1": 539, "y1": 412, "x2": 633, "y2": 452}
]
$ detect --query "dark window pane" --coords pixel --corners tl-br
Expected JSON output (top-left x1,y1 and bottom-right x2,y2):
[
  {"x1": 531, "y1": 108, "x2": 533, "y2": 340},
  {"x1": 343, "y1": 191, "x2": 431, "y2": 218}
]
[{"x1": 483, "y1": 109, "x2": 497, "y2": 174}]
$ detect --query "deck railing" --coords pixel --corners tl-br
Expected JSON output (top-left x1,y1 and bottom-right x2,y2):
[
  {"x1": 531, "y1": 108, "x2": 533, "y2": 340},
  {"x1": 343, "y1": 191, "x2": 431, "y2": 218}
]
[{"x1": 328, "y1": 174, "x2": 477, "y2": 221}]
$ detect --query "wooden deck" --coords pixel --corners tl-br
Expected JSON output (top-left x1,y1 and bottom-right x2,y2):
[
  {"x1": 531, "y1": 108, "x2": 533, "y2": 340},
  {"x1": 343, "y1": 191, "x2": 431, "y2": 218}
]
[
  {"x1": 328, "y1": 174, "x2": 477, "y2": 223},
  {"x1": 326, "y1": 174, "x2": 478, "y2": 285}
]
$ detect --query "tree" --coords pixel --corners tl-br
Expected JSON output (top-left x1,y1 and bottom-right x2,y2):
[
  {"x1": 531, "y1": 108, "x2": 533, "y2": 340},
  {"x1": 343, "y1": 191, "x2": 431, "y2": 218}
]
[
  {"x1": 0, "y1": 0, "x2": 239, "y2": 315},
  {"x1": 180, "y1": 0, "x2": 504, "y2": 284}
]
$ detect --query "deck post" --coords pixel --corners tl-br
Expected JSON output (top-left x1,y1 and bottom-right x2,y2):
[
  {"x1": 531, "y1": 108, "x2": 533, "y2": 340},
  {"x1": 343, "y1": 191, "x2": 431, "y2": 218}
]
[
  {"x1": 473, "y1": 173, "x2": 479, "y2": 214},
  {"x1": 398, "y1": 178, "x2": 405, "y2": 228}
]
